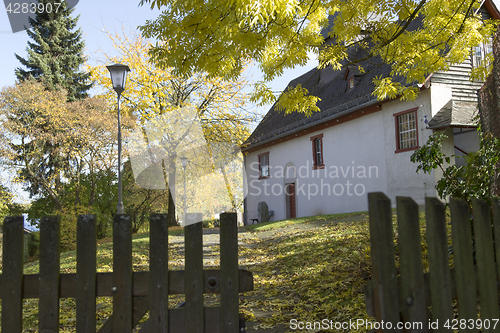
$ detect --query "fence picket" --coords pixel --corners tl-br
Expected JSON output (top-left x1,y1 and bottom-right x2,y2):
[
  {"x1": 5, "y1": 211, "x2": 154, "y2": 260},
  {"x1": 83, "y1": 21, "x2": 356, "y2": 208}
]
[
  {"x1": 39, "y1": 216, "x2": 61, "y2": 333},
  {"x1": 149, "y1": 213, "x2": 169, "y2": 333},
  {"x1": 425, "y1": 197, "x2": 453, "y2": 332},
  {"x1": 396, "y1": 197, "x2": 428, "y2": 332},
  {"x1": 471, "y1": 199, "x2": 499, "y2": 332},
  {"x1": 113, "y1": 214, "x2": 133, "y2": 333},
  {"x1": 220, "y1": 212, "x2": 239, "y2": 333},
  {"x1": 367, "y1": 192, "x2": 401, "y2": 332},
  {"x1": 76, "y1": 215, "x2": 97, "y2": 333},
  {"x1": 185, "y1": 215, "x2": 204, "y2": 333},
  {"x1": 365, "y1": 195, "x2": 500, "y2": 332},
  {"x1": 2, "y1": 216, "x2": 24, "y2": 333},
  {"x1": 450, "y1": 198, "x2": 477, "y2": 333}
]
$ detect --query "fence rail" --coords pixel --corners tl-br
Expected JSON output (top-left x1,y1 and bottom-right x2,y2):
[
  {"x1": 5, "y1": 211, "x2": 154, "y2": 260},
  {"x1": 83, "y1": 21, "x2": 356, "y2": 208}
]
[
  {"x1": 365, "y1": 193, "x2": 500, "y2": 332},
  {"x1": 1, "y1": 212, "x2": 253, "y2": 333}
]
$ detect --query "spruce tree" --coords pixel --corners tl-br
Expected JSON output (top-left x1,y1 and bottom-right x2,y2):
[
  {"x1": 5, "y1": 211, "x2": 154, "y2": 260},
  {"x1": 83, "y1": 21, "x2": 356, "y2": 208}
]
[
  {"x1": 14, "y1": 0, "x2": 91, "y2": 199},
  {"x1": 15, "y1": 0, "x2": 91, "y2": 101}
]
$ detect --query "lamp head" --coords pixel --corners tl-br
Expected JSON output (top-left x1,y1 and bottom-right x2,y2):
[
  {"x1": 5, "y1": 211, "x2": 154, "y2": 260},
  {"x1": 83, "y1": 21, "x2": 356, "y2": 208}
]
[
  {"x1": 181, "y1": 156, "x2": 188, "y2": 168},
  {"x1": 106, "y1": 63, "x2": 131, "y2": 95}
]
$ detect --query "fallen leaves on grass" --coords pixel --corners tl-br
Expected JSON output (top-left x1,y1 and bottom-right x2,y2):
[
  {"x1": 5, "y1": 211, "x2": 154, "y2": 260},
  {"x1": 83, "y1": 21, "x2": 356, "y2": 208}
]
[{"x1": 238, "y1": 220, "x2": 375, "y2": 332}]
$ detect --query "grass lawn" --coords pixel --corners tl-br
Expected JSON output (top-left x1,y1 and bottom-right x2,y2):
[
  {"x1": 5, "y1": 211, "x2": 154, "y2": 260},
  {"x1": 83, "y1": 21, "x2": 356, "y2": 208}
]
[
  {"x1": 2, "y1": 210, "x2": 439, "y2": 332},
  {"x1": 244, "y1": 211, "x2": 368, "y2": 232}
]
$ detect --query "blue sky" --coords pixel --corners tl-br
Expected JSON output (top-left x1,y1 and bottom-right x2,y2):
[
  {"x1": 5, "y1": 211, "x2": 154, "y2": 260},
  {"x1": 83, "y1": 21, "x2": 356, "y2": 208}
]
[{"x1": 0, "y1": 1, "x2": 164, "y2": 86}]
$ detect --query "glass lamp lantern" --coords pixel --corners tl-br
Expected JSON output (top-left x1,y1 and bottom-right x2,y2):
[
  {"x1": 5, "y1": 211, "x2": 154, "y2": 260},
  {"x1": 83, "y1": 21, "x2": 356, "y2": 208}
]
[{"x1": 106, "y1": 63, "x2": 130, "y2": 95}]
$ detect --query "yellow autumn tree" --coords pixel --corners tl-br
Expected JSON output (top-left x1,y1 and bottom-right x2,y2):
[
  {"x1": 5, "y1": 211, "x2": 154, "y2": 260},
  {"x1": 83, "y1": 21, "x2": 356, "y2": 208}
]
[
  {"x1": 0, "y1": 79, "x2": 137, "y2": 246},
  {"x1": 139, "y1": 0, "x2": 498, "y2": 115},
  {"x1": 89, "y1": 30, "x2": 254, "y2": 223}
]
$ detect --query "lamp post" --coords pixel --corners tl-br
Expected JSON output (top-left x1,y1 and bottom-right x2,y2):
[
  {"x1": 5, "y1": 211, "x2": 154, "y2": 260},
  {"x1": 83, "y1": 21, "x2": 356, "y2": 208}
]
[
  {"x1": 107, "y1": 63, "x2": 130, "y2": 214},
  {"x1": 181, "y1": 157, "x2": 188, "y2": 224}
]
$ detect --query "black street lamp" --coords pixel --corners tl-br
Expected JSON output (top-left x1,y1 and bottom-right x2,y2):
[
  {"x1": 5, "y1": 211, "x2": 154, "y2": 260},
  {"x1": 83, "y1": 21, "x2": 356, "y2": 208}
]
[{"x1": 107, "y1": 63, "x2": 131, "y2": 214}]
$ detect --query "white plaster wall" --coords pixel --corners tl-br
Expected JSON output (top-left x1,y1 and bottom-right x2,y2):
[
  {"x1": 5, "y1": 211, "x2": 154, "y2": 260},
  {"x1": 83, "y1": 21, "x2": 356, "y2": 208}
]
[
  {"x1": 453, "y1": 128, "x2": 479, "y2": 167},
  {"x1": 244, "y1": 83, "x2": 478, "y2": 221},
  {"x1": 245, "y1": 138, "x2": 308, "y2": 222},
  {"x1": 302, "y1": 112, "x2": 389, "y2": 217},
  {"x1": 382, "y1": 89, "x2": 436, "y2": 206},
  {"x1": 434, "y1": 127, "x2": 456, "y2": 186},
  {"x1": 430, "y1": 83, "x2": 453, "y2": 117},
  {"x1": 245, "y1": 110, "x2": 389, "y2": 222}
]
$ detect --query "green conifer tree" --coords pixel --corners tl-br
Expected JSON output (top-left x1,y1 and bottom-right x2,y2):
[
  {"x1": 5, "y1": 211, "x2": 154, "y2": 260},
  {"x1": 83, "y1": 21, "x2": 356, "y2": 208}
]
[
  {"x1": 13, "y1": 0, "x2": 91, "y2": 199},
  {"x1": 15, "y1": 0, "x2": 91, "y2": 101}
]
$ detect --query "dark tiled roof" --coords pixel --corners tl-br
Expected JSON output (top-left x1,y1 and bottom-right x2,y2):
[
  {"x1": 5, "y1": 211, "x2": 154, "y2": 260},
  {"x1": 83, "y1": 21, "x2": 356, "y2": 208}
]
[
  {"x1": 241, "y1": 14, "x2": 427, "y2": 151},
  {"x1": 242, "y1": 49, "x2": 409, "y2": 150},
  {"x1": 320, "y1": 13, "x2": 338, "y2": 39},
  {"x1": 428, "y1": 100, "x2": 478, "y2": 129}
]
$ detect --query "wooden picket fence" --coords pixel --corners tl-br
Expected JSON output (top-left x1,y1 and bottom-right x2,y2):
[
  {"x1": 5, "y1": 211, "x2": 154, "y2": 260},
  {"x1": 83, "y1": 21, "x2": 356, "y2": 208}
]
[
  {"x1": 365, "y1": 192, "x2": 500, "y2": 332},
  {"x1": 1, "y1": 212, "x2": 253, "y2": 332}
]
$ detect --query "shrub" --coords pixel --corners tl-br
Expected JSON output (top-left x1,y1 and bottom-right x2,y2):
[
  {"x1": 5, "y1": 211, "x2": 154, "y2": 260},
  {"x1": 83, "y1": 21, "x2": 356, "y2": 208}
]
[
  {"x1": 201, "y1": 218, "x2": 220, "y2": 228},
  {"x1": 25, "y1": 231, "x2": 40, "y2": 259},
  {"x1": 411, "y1": 129, "x2": 500, "y2": 206}
]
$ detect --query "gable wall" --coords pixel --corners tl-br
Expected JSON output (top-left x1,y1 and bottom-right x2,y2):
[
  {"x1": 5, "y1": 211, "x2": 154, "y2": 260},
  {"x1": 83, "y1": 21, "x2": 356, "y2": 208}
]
[
  {"x1": 431, "y1": 58, "x2": 484, "y2": 104},
  {"x1": 244, "y1": 110, "x2": 388, "y2": 222},
  {"x1": 382, "y1": 88, "x2": 437, "y2": 205},
  {"x1": 244, "y1": 89, "x2": 443, "y2": 223}
]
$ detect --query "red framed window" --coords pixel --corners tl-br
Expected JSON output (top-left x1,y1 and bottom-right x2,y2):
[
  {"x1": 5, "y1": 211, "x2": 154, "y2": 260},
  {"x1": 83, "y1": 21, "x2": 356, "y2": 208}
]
[
  {"x1": 258, "y1": 152, "x2": 270, "y2": 179},
  {"x1": 310, "y1": 134, "x2": 324, "y2": 169},
  {"x1": 394, "y1": 108, "x2": 419, "y2": 153}
]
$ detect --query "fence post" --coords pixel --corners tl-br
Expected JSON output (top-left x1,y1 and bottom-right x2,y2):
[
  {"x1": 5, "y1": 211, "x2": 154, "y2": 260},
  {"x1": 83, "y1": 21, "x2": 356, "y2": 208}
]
[
  {"x1": 39, "y1": 216, "x2": 61, "y2": 333},
  {"x1": 149, "y1": 214, "x2": 169, "y2": 333},
  {"x1": 396, "y1": 197, "x2": 428, "y2": 332},
  {"x1": 113, "y1": 214, "x2": 133, "y2": 333},
  {"x1": 185, "y1": 214, "x2": 204, "y2": 333},
  {"x1": 425, "y1": 197, "x2": 453, "y2": 332},
  {"x1": 2, "y1": 216, "x2": 24, "y2": 333},
  {"x1": 76, "y1": 215, "x2": 97, "y2": 333},
  {"x1": 368, "y1": 192, "x2": 401, "y2": 332},
  {"x1": 449, "y1": 198, "x2": 477, "y2": 331},
  {"x1": 491, "y1": 200, "x2": 500, "y2": 289},
  {"x1": 220, "y1": 212, "x2": 239, "y2": 333},
  {"x1": 472, "y1": 199, "x2": 500, "y2": 331}
]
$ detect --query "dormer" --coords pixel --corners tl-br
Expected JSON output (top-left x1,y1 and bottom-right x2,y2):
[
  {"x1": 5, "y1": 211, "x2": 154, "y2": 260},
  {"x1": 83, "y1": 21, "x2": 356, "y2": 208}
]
[{"x1": 343, "y1": 68, "x2": 354, "y2": 90}]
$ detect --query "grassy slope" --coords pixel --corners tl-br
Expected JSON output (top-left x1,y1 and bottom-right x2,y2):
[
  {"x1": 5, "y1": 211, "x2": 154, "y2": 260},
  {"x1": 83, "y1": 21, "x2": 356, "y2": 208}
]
[
  {"x1": 238, "y1": 210, "x2": 444, "y2": 332},
  {"x1": 7, "y1": 211, "x2": 440, "y2": 332}
]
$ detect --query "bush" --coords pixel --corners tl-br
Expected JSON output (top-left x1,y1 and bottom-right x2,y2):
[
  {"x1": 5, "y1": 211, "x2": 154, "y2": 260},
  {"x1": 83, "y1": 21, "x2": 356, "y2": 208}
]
[
  {"x1": 411, "y1": 129, "x2": 500, "y2": 206},
  {"x1": 201, "y1": 218, "x2": 220, "y2": 228},
  {"x1": 25, "y1": 231, "x2": 40, "y2": 259},
  {"x1": 57, "y1": 205, "x2": 112, "y2": 252}
]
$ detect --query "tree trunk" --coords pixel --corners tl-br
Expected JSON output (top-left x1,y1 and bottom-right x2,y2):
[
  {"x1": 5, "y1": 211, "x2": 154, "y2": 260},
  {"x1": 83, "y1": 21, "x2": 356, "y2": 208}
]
[
  {"x1": 221, "y1": 166, "x2": 236, "y2": 212},
  {"x1": 167, "y1": 188, "x2": 176, "y2": 226},
  {"x1": 27, "y1": 167, "x2": 63, "y2": 210},
  {"x1": 164, "y1": 158, "x2": 177, "y2": 227}
]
